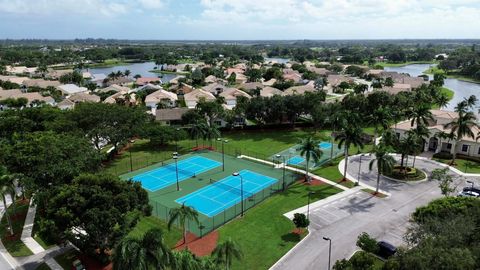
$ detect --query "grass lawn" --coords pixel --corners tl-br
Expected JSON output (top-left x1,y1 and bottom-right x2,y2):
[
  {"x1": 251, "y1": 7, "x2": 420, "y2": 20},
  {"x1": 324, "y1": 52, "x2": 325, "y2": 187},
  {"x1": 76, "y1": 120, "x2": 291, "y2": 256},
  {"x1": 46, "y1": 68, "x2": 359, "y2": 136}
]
[
  {"x1": 433, "y1": 157, "x2": 480, "y2": 173},
  {"x1": 128, "y1": 216, "x2": 182, "y2": 248},
  {"x1": 217, "y1": 182, "x2": 342, "y2": 270},
  {"x1": 376, "y1": 60, "x2": 436, "y2": 67},
  {"x1": 0, "y1": 199, "x2": 33, "y2": 257},
  {"x1": 87, "y1": 58, "x2": 133, "y2": 68},
  {"x1": 312, "y1": 157, "x2": 355, "y2": 188},
  {"x1": 149, "y1": 69, "x2": 189, "y2": 75},
  {"x1": 35, "y1": 263, "x2": 51, "y2": 270}
]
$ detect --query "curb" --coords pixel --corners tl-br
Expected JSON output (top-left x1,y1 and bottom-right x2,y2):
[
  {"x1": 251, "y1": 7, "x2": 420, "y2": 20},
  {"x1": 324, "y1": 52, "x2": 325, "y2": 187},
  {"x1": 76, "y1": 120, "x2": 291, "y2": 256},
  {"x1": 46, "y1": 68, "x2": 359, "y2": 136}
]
[{"x1": 268, "y1": 229, "x2": 313, "y2": 270}]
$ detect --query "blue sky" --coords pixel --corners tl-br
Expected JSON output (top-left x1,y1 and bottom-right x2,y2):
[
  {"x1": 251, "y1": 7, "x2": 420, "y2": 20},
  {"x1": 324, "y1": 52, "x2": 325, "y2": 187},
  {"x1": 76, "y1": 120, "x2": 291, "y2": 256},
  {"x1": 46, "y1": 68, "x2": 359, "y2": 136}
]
[{"x1": 0, "y1": 0, "x2": 479, "y2": 39}]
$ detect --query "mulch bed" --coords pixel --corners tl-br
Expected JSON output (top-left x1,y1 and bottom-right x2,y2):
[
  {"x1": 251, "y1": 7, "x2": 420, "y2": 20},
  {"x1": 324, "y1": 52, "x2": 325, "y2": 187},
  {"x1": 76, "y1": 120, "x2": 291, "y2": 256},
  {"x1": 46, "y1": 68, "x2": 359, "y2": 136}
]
[
  {"x1": 78, "y1": 254, "x2": 113, "y2": 270},
  {"x1": 174, "y1": 231, "x2": 219, "y2": 257},
  {"x1": 292, "y1": 228, "x2": 305, "y2": 235},
  {"x1": 297, "y1": 178, "x2": 326, "y2": 186}
]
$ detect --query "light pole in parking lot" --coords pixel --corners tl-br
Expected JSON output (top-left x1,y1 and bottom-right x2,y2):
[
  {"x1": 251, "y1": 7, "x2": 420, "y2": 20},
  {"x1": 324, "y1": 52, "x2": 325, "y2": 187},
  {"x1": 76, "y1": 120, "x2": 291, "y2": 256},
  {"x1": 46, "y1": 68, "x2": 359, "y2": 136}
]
[
  {"x1": 323, "y1": 237, "x2": 332, "y2": 270},
  {"x1": 173, "y1": 152, "x2": 180, "y2": 191},
  {"x1": 466, "y1": 180, "x2": 474, "y2": 188},
  {"x1": 232, "y1": 172, "x2": 244, "y2": 217}
]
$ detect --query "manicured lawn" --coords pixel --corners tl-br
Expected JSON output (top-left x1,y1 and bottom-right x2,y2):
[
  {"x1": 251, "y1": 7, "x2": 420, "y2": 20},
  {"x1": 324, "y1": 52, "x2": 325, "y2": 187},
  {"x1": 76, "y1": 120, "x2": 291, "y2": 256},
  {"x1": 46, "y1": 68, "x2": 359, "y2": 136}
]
[
  {"x1": 376, "y1": 60, "x2": 436, "y2": 67},
  {"x1": 440, "y1": 87, "x2": 454, "y2": 100},
  {"x1": 312, "y1": 157, "x2": 355, "y2": 188},
  {"x1": 33, "y1": 235, "x2": 56, "y2": 250},
  {"x1": 128, "y1": 216, "x2": 182, "y2": 248},
  {"x1": 217, "y1": 182, "x2": 342, "y2": 270},
  {"x1": 433, "y1": 157, "x2": 480, "y2": 173},
  {"x1": 0, "y1": 199, "x2": 33, "y2": 257}
]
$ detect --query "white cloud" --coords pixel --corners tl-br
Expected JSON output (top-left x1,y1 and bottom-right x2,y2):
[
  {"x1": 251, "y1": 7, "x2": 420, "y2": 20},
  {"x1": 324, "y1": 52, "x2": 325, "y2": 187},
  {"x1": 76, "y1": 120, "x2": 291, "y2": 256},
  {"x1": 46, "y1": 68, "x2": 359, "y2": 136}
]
[{"x1": 138, "y1": 0, "x2": 164, "y2": 9}]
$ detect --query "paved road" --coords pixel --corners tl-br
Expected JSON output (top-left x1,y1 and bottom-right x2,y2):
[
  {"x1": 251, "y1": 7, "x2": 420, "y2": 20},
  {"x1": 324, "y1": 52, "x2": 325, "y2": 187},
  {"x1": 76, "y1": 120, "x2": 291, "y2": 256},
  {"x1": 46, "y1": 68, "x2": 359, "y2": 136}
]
[
  {"x1": 271, "y1": 155, "x2": 479, "y2": 270},
  {"x1": 0, "y1": 195, "x2": 17, "y2": 270}
]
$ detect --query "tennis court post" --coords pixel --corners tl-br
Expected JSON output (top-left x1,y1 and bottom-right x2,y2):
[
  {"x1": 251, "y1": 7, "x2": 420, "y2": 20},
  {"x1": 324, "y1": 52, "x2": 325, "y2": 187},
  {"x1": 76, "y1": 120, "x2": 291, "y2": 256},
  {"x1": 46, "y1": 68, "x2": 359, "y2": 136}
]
[
  {"x1": 173, "y1": 152, "x2": 180, "y2": 191},
  {"x1": 232, "y1": 172, "x2": 244, "y2": 217}
]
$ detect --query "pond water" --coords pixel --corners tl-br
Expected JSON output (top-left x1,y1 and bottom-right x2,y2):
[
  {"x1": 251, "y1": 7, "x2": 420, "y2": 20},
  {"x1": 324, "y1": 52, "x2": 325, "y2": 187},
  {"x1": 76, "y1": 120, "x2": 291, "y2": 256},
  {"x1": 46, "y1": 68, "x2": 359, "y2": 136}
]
[
  {"x1": 264, "y1": 57, "x2": 291, "y2": 64},
  {"x1": 384, "y1": 64, "x2": 480, "y2": 111},
  {"x1": 85, "y1": 61, "x2": 178, "y2": 83}
]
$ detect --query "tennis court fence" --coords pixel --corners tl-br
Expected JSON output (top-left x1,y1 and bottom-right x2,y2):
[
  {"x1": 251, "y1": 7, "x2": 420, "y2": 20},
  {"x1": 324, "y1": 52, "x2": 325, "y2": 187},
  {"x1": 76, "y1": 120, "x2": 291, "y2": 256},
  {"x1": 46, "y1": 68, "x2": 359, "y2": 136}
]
[
  {"x1": 150, "y1": 169, "x2": 300, "y2": 237},
  {"x1": 109, "y1": 140, "x2": 275, "y2": 176}
]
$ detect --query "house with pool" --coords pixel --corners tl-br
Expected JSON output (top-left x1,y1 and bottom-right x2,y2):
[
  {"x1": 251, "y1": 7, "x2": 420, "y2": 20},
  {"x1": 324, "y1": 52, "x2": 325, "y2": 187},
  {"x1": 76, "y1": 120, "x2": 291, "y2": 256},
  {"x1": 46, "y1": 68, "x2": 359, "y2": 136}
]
[{"x1": 393, "y1": 109, "x2": 480, "y2": 158}]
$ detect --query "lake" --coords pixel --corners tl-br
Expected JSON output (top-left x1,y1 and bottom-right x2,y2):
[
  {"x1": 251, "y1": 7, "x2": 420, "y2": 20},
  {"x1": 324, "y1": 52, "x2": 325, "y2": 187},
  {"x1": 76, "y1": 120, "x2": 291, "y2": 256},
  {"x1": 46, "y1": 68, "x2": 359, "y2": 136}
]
[
  {"x1": 384, "y1": 64, "x2": 480, "y2": 111},
  {"x1": 85, "y1": 61, "x2": 178, "y2": 83}
]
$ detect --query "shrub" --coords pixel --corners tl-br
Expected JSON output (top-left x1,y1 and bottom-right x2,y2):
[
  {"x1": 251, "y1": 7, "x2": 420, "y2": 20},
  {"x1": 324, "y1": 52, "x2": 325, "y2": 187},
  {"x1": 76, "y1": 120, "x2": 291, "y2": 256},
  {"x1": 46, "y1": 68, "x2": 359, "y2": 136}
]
[
  {"x1": 350, "y1": 251, "x2": 376, "y2": 270},
  {"x1": 356, "y1": 232, "x2": 379, "y2": 254},
  {"x1": 292, "y1": 213, "x2": 310, "y2": 229},
  {"x1": 433, "y1": 152, "x2": 453, "y2": 160}
]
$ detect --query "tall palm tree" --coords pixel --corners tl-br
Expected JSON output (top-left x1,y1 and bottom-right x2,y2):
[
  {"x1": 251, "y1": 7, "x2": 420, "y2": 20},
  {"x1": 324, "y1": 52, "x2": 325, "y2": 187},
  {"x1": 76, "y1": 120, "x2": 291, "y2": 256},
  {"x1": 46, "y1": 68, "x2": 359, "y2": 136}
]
[
  {"x1": 203, "y1": 125, "x2": 221, "y2": 146},
  {"x1": 408, "y1": 104, "x2": 434, "y2": 128},
  {"x1": 168, "y1": 204, "x2": 199, "y2": 245},
  {"x1": 369, "y1": 147, "x2": 396, "y2": 193},
  {"x1": 444, "y1": 111, "x2": 479, "y2": 165},
  {"x1": 409, "y1": 126, "x2": 430, "y2": 168},
  {"x1": 113, "y1": 228, "x2": 172, "y2": 270},
  {"x1": 335, "y1": 125, "x2": 364, "y2": 181},
  {"x1": 369, "y1": 106, "x2": 392, "y2": 149},
  {"x1": 124, "y1": 69, "x2": 131, "y2": 78},
  {"x1": 326, "y1": 104, "x2": 346, "y2": 160},
  {"x1": 297, "y1": 137, "x2": 323, "y2": 182},
  {"x1": 0, "y1": 166, "x2": 15, "y2": 235},
  {"x1": 436, "y1": 94, "x2": 450, "y2": 109},
  {"x1": 212, "y1": 238, "x2": 243, "y2": 270}
]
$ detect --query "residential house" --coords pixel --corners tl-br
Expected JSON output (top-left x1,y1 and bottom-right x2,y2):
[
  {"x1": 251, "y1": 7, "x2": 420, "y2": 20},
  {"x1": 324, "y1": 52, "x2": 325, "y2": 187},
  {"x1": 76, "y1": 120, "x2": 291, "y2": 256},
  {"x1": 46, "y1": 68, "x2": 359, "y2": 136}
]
[
  {"x1": 145, "y1": 89, "x2": 178, "y2": 113},
  {"x1": 68, "y1": 92, "x2": 101, "y2": 103},
  {"x1": 23, "y1": 79, "x2": 61, "y2": 89},
  {"x1": 0, "y1": 89, "x2": 55, "y2": 109},
  {"x1": 57, "y1": 84, "x2": 89, "y2": 96},
  {"x1": 0, "y1": 75, "x2": 28, "y2": 85},
  {"x1": 282, "y1": 69, "x2": 303, "y2": 83},
  {"x1": 155, "y1": 108, "x2": 190, "y2": 125},
  {"x1": 136, "y1": 77, "x2": 161, "y2": 86},
  {"x1": 260, "y1": 86, "x2": 284, "y2": 97},
  {"x1": 381, "y1": 83, "x2": 412, "y2": 95},
  {"x1": 184, "y1": 88, "x2": 216, "y2": 109},
  {"x1": 283, "y1": 81, "x2": 316, "y2": 95},
  {"x1": 219, "y1": 88, "x2": 252, "y2": 110},
  {"x1": 56, "y1": 98, "x2": 75, "y2": 110},
  {"x1": 104, "y1": 91, "x2": 136, "y2": 105},
  {"x1": 238, "y1": 82, "x2": 264, "y2": 92},
  {"x1": 46, "y1": 69, "x2": 73, "y2": 80},
  {"x1": 90, "y1": 73, "x2": 107, "y2": 86},
  {"x1": 205, "y1": 75, "x2": 221, "y2": 84},
  {"x1": 169, "y1": 75, "x2": 186, "y2": 85},
  {"x1": 327, "y1": 75, "x2": 353, "y2": 88},
  {"x1": 262, "y1": 78, "x2": 277, "y2": 86},
  {"x1": 5, "y1": 66, "x2": 37, "y2": 75},
  {"x1": 97, "y1": 84, "x2": 130, "y2": 94},
  {"x1": 393, "y1": 109, "x2": 480, "y2": 158},
  {"x1": 104, "y1": 77, "x2": 133, "y2": 87},
  {"x1": 203, "y1": 83, "x2": 228, "y2": 95}
]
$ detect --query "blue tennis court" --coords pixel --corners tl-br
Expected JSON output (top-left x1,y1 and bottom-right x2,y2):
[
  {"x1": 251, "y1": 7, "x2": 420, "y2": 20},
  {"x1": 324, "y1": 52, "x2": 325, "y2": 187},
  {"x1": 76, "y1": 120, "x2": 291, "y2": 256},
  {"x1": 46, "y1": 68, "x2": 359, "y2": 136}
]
[
  {"x1": 287, "y1": 156, "x2": 305, "y2": 165},
  {"x1": 319, "y1": 142, "x2": 332, "y2": 149},
  {"x1": 132, "y1": 156, "x2": 221, "y2": 192},
  {"x1": 175, "y1": 169, "x2": 278, "y2": 217}
]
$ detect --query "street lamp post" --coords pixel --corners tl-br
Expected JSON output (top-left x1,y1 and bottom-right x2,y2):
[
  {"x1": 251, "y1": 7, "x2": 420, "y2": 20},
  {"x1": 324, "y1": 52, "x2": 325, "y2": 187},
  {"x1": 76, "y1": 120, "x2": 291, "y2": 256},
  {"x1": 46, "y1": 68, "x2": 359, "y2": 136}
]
[
  {"x1": 173, "y1": 152, "x2": 180, "y2": 191},
  {"x1": 217, "y1": 138, "x2": 228, "y2": 171},
  {"x1": 129, "y1": 147, "x2": 133, "y2": 172},
  {"x1": 175, "y1": 128, "x2": 180, "y2": 153},
  {"x1": 466, "y1": 180, "x2": 474, "y2": 188},
  {"x1": 307, "y1": 191, "x2": 315, "y2": 220},
  {"x1": 232, "y1": 172, "x2": 244, "y2": 217},
  {"x1": 276, "y1": 154, "x2": 286, "y2": 191},
  {"x1": 357, "y1": 154, "x2": 366, "y2": 186},
  {"x1": 323, "y1": 237, "x2": 332, "y2": 270}
]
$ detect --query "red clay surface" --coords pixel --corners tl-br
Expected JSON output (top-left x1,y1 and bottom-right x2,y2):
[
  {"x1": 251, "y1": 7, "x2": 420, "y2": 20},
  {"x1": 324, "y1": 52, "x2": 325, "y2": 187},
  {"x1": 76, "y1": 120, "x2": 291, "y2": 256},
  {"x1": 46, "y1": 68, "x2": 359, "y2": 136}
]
[{"x1": 174, "y1": 231, "x2": 219, "y2": 257}]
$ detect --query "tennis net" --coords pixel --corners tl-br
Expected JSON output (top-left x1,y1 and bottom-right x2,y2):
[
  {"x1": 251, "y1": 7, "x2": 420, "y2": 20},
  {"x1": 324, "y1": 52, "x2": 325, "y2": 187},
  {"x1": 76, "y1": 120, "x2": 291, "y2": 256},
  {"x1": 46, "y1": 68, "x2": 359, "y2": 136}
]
[
  {"x1": 162, "y1": 162, "x2": 197, "y2": 178},
  {"x1": 209, "y1": 178, "x2": 254, "y2": 197}
]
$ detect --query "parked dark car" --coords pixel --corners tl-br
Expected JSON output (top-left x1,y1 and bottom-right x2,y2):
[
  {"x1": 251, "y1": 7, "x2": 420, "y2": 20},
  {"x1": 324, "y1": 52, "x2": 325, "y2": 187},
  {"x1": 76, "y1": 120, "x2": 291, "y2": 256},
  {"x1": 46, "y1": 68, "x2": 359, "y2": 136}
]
[
  {"x1": 463, "y1": 187, "x2": 480, "y2": 194},
  {"x1": 378, "y1": 241, "x2": 397, "y2": 258}
]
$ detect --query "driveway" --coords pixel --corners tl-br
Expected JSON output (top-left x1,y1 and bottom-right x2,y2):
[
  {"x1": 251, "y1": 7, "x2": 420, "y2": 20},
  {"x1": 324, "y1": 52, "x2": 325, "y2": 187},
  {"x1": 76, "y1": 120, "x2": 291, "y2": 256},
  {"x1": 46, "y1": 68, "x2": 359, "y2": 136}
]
[{"x1": 271, "y1": 154, "x2": 479, "y2": 270}]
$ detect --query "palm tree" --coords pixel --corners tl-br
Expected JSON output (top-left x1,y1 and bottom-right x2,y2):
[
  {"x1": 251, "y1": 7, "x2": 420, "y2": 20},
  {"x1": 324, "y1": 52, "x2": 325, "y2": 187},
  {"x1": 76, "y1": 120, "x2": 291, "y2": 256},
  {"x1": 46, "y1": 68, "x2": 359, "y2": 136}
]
[
  {"x1": 326, "y1": 104, "x2": 346, "y2": 160},
  {"x1": 189, "y1": 121, "x2": 208, "y2": 147},
  {"x1": 212, "y1": 238, "x2": 243, "y2": 270},
  {"x1": 408, "y1": 104, "x2": 434, "y2": 128},
  {"x1": 436, "y1": 94, "x2": 450, "y2": 109},
  {"x1": 0, "y1": 166, "x2": 15, "y2": 235},
  {"x1": 124, "y1": 69, "x2": 131, "y2": 78},
  {"x1": 410, "y1": 126, "x2": 430, "y2": 168},
  {"x1": 335, "y1": 125, "x2": 364, "y2": 181},
  {"x1": 113, "y1": 228, "x2": 172, "y2": 270},
  {"x1": 172, "y1": 250, "x2": 201, "y2": 270},
  {"x1": 369, "y1": 147, "x2": 396, "y2": 193},
  {"x1": 168, "y1": 203, "x2": 199, "y2": 245},
  {"x1": 444, "y1": 111, "x2": 479, "y2": 165},
  {"x1": 369, "y1": 106, "x2": 392, "y2": 149},
  {"x1": 203, "y1": 125, "x2": 221, "y2": 146},
  {"x1": 297, "y1": 137, "x2": 323, "y2": 182}
]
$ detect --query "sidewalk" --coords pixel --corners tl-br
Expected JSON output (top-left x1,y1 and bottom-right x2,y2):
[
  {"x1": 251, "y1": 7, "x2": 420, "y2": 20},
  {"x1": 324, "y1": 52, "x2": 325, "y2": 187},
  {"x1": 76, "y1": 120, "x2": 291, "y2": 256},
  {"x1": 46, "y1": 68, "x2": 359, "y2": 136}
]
[
  {"x1": 239, "y1": 155, "x2": 350, "y2": 191},
  {"x1": 0, "y1": 195, "x2": 19, "y2": 270},
  {"x1": 20, "y1": 201, "x2": 45, "y2": 255}
]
